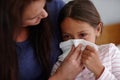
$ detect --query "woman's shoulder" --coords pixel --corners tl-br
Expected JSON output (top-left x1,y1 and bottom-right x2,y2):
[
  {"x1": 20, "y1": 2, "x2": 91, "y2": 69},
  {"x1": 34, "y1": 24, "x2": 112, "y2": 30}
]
[{"x1": 47, "y1": 0, "x2": 65, "y2": 10}]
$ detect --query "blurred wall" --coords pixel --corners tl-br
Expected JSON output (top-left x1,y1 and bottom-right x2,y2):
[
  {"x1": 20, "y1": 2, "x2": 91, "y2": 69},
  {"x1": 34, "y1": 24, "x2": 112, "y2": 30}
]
[{"x1": 63, "y1": 0, "x2": 120, "y2": 25}]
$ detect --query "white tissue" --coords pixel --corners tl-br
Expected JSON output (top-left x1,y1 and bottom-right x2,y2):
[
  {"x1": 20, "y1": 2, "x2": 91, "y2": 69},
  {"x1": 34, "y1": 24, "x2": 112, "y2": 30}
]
[{"x1": 59, "y1": 39, "x2": 98, "y2": 61}]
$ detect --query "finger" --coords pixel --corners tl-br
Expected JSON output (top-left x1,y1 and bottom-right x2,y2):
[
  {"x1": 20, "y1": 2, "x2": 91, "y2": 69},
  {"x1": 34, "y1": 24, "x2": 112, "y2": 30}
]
[
  {"x1": 81, "y1": 54, "x2": 88, "y2": 60},
  {"x1": 82, "y1": 49, "x2": 91, "y2": 56},
  {"x1": 76, "y1": 48, "x2": 82, "y2": 61},
  {"x1": 85, "y1": 45, "x2": 96, "y2": 52},
  {"x1": 81, "y1": 50, "x2": 90, "y2": 64},
  {"x1": 70, "y1": 44, "x2": 82, "y2": 60},
  {"x1": 66, "y1": 45, "x2": 75, "y2": 58},
  {"x1": 81, "y1": 57, "x2": 87, "y2": 64},
  {"x1": 84, "y1": 46, "x2": 98, "y2": 59}
]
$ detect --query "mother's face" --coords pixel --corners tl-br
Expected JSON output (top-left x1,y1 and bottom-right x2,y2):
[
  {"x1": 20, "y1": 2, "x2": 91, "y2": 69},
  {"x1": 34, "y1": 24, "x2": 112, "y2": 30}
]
[{"x1": 22, "y1": 0, "x2": 48, "y2": 27}]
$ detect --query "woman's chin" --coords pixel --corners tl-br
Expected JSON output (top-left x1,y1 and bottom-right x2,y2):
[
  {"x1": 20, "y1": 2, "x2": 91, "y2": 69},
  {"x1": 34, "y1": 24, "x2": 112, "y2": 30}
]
[{"x1": 22, "y1": 22, "x2": 40, "y2": 27}]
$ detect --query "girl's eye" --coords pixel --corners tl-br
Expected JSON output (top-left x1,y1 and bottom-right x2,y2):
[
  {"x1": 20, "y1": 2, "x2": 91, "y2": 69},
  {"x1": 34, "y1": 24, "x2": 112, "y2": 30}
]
[
  {"x1": 79, "y1": 33, "x2": 87, "y2": 38},
  {"x1": 62, "y1": 34, "x2": 72, "y2": 41}
]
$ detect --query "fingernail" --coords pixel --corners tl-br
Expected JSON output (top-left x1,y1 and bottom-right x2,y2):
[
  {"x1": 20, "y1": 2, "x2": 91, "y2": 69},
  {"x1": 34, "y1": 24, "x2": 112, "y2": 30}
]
[{"x1": 78, "y1": 44, "x2": 82, "y2": 48}]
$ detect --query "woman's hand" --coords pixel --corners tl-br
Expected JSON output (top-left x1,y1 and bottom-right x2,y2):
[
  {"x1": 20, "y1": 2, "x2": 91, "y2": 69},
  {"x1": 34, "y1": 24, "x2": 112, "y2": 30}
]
[
  {"x1": 49, "y1": 44, "x2": 84, "y2": 80},
  {"x1": 81, "y1": 45, "x2": 104, "y2": 78}
]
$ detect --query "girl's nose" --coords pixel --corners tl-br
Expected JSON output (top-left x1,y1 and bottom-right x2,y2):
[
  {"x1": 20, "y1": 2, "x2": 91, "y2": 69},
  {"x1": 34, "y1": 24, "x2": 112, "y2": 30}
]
[{"x1": 73, "y1": 36, "x2": 80, "y2": 39}]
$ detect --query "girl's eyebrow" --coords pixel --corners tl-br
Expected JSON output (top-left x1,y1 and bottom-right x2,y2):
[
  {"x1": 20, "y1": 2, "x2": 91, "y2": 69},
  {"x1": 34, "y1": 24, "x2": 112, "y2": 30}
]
[
  {"x1": 62, "y1": 32, "x2": 70, "y2": 34},
  {"x1": 77, "y1": 30, "x2": 89, "y2": 33}
]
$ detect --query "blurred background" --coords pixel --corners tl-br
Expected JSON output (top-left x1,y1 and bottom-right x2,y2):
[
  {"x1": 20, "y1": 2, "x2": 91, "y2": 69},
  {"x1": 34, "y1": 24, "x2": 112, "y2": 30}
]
[{"x1": 63, "y1": 0, "x2": 120, "y2": 25}]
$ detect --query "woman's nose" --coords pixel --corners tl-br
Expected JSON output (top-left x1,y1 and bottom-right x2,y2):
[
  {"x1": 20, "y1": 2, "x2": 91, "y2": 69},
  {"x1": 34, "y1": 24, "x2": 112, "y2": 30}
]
[{"x1": 41, "y1": 9, "x2": 48, "y2": 19}]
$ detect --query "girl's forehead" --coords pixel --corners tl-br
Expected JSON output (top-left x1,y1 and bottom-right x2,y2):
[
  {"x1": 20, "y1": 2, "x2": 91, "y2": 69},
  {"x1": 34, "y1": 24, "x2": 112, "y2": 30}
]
[
  {"x1": 61, "y1": 17, "x2": 95, "y2": 33},
  {"x1": 61, "y1": 18, "x2": 93, "y2": 28}
]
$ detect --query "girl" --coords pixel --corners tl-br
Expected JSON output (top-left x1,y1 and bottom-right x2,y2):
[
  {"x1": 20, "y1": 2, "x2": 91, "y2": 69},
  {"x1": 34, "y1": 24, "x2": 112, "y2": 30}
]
[{"x1": 51, "y1": 0, "x2": 120, "y2": 80}]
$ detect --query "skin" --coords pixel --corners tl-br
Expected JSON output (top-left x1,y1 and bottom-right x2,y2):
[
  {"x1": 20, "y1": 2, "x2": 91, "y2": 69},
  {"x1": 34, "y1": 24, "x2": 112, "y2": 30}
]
[
  {"x1": 60, "y1": 17, "x2": 104, "y2": 78},
  {"x1": 22, "y1": 0, "x2": 48, "y2": 27},
  {"x1": 61, "y1": 17, "x2": 101, "y2": 42},
  {"x1": 15, "y1": 0, "x2": 48, "y2": 42}
]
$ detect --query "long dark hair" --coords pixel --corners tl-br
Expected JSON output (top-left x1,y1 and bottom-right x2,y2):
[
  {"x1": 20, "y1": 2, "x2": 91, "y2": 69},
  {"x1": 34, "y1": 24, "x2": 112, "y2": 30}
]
[
  {"x1": 58, "y1": 0, "x2": 102, "y2": 29},
  {"x1": 0, "y1": 0, "x2": 52, "y2": 80}
]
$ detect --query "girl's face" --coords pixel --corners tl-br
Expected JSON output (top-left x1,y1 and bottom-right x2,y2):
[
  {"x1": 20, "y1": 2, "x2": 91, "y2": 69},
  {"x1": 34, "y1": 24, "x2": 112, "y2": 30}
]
[
  {"x1": 61, "y1": 17, "x2": 101, "y2": 43},
  {"x1": 22, "y1": 0, "x2": 48, "y2": 27}
]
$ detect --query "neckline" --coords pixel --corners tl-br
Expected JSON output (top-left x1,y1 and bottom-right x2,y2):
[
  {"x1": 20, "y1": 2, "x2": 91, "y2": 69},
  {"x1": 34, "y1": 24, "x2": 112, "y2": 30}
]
[{"x1": 16, "y1": 39, "x2": 30, "y2": 46}]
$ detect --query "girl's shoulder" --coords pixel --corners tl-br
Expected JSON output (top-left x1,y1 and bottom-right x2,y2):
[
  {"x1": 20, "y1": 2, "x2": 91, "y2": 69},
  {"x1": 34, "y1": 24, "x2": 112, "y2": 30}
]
[
  {"x1": 98, "y1": 43, "x2": 120, "y2": 57},
  {"x1": 98, "y1": 43, "x2": 117, "y2": 49}
]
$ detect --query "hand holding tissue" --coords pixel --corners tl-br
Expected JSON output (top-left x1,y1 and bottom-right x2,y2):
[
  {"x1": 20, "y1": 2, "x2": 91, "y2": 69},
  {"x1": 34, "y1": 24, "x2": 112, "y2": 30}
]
[{"x1": 59, "y1": 39, "x2": 98, "y2": 61}]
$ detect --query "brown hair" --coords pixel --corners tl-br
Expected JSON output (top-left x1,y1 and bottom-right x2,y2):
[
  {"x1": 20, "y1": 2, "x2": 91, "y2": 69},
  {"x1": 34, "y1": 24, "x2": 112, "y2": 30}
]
[
  {"x1": 58, "y1": 0, "x2": 102, "y2": 29},
  {"x1": 0, "y1": 0, "x2": 52, "y2": 80}
]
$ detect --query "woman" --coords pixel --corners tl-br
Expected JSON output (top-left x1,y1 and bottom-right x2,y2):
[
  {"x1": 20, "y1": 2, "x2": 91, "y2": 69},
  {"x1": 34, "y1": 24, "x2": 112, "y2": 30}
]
[{"x1": 0, "y1": 0, "x2": 83, "y2": 80}]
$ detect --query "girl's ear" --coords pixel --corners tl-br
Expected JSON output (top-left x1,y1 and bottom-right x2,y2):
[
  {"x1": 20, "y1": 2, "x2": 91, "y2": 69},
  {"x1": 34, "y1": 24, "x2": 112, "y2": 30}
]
[{"x1": 96, "y1": 22, "x2": 103, "y2": 37}]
